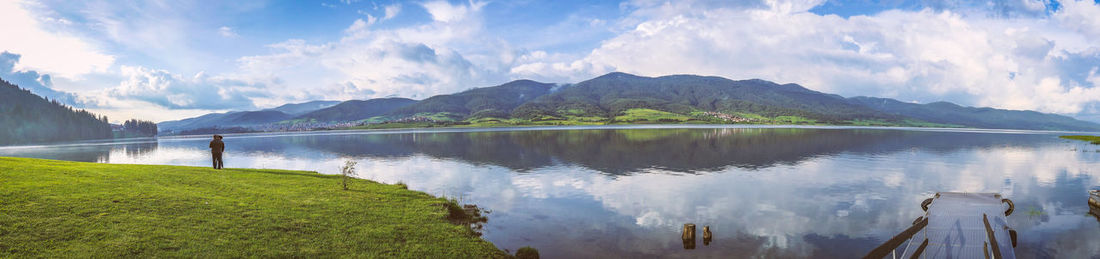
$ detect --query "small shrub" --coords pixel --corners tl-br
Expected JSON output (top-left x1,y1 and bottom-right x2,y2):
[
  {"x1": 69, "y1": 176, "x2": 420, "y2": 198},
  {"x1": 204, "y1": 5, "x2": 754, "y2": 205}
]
[
  {"x1": 444, "y1": 200, "x2": 467, "y2": 221},
  {"x1": 442, "y1": 199, "x2": 489, "y2": 236},
  {"x1": 515, "y1": 246, "x2": 539, "y2": 259},
  {"x1": 395, "y1": 182, "x2": 408, "y2": 189},
  {"x1": 340, "y1": 160, "x2": 357, "y2": 190}
]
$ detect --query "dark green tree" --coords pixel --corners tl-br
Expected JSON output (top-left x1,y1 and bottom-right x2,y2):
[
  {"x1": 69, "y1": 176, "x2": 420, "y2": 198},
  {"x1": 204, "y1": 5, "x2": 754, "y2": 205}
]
[{"x1": 0, "y1": 78, "x2": 112, "y2": 145}]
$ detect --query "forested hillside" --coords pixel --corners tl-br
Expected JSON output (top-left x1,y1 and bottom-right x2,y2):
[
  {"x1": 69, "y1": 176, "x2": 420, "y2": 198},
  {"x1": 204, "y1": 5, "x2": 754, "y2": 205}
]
[
  {"x1": 0, "y1": 78, "x2": 112, "y2": 145},
  {"x1": 294, "y1": 98, "x2": 416, "y2": 122},
  {"x1": 158, "y1": 72, "x2": 1100, "y2": 132},
  {"x1": 386, "y1": 80, "x2": 554, "y2": 120},
  {"x1": 848, "y1": 97, "x2": 1100, "y2": 131},
  {"x1": 512, "y1": 72, "x2": 895, "y2": 123}
]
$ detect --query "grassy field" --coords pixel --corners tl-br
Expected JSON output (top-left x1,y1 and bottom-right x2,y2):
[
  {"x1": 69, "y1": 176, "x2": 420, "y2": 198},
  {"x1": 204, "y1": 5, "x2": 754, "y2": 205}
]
[
  {"x1": 612, "y1": 108, "x2": 693, "y2": 123},
  {"x1": 1060, "y1": 135, "x2": 1100, "y2": 144},
  {"x1": 0, "y1": 157, "x2": 507, "y2": 258}
]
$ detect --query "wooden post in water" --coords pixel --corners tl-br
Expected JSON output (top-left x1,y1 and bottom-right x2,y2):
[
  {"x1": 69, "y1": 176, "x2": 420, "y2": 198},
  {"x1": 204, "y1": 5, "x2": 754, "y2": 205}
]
[
  {"x1": 682, "y1": 223, "x2": 696, "y2": 250},
  {"x1": 702, "y1": 226, "x2": 713, "y2": 246}
]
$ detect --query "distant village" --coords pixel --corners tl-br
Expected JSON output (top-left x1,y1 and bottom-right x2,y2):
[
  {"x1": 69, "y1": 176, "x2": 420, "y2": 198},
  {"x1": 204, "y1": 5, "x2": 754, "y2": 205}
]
[{"x1": 702, "y1": 112, "x2": 756, "y2": 123}]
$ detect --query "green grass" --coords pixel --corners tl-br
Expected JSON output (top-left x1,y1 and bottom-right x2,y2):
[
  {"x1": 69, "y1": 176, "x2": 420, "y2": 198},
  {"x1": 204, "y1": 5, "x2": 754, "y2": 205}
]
[
  {"x1": 348, "y1": 122, "x2": 443, "y2": 130},
  {"x1": 0, "y1": 157, "x2": 506, "y2": 258},
  {"x1": 612, "y1": 108, "x2": 692, "y2": 123},
  {"x1": 733, "y1": 112, "x2": 769, "y2": 121},
  {"x1": 771, "y1": 116, "x2": 817, "y2": 124},
  {"x1": 416, "y1": 112, "x2": 463, "y2": 122},
  {"x1": 1060, "y1": 135, "x2": 1100, "y2": 144}
]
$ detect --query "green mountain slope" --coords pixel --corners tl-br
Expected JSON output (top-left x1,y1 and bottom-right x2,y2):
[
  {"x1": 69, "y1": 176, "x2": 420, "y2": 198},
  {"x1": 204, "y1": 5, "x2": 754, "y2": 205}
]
[
  {"x1": 386, "y1": 79, "x2": 555, "y2": 120},
  {"x1": 156, "y1": 72, "x2": 1100, "y2": 132},
  {"x1": 293, "y1": 98, "x2": 417, "y2": 122},
  {"x1": 512, "y1": 72, "x2": 895, "y2": 122},
  {"x1": 0, "y1": 78, "x2": 112, "y2": 145},
  {"x1": 848, "y1": 96, "x2": 1100, "y2": 131}
]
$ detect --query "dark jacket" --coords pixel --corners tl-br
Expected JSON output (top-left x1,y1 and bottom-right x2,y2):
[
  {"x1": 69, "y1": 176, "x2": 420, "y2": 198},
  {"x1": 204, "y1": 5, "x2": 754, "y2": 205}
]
[{"x1": 209, "y1": 139, "x2": 225, "y2": 153}]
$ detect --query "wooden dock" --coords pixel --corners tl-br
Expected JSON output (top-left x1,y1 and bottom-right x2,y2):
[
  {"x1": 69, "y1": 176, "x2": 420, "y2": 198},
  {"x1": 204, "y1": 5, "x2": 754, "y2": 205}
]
[{"x1": 865, "y1": 192, "x2": 1016, "y2": 259}]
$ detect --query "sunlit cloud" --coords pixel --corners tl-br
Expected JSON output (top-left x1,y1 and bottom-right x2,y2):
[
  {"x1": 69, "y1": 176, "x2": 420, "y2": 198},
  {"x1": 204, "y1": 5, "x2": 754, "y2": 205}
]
[{"x1": 0, "y1": 0, "x2": 114, "y2": 79}]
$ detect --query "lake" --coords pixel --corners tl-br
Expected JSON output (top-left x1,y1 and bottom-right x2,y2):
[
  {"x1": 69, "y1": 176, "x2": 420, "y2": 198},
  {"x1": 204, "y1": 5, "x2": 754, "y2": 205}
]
[{"x1": 2, "y1": 125, "x2": 1099, "y2": 258}]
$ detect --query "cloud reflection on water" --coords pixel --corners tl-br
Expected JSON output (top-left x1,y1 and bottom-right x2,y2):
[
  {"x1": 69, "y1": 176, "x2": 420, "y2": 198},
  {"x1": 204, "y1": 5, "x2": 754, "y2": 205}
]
[{"x1": 2, "y1": 127, "x2": 1098, "y2": 258}]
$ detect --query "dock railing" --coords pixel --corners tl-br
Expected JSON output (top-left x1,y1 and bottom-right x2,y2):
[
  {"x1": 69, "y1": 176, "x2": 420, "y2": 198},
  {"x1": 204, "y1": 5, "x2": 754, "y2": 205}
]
[
  {"x1": 866, "y1": 193, "x2": 1017, "y2": 259},
  {"x1": 863, "y1": 216, "x2": 929, "y2": 259}
]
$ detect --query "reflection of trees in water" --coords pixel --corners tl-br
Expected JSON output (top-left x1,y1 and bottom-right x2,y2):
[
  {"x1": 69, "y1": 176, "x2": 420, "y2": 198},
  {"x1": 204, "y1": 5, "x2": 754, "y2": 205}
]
[
  {"x1": 258, "y1": 132, "x2": 552, "y2": 168},
  {"x1": 118, "y1": 142, "x2": 158, "y2": 158},
  {"x1": 252, "y1": 129, "x2": 1092, "y2": 257},
  {"x1": 0, "y1": 140, "x2": 163, "y2": 162},
  {"x1": 0, "y1": 145, "x2": 112, "y2": 162},
  {"x1": 270, "y1": 128, "x2": 1053, "y2": 175},
  {"x1": 509, "y1": 128, "x2": 888, "y2": 174}
]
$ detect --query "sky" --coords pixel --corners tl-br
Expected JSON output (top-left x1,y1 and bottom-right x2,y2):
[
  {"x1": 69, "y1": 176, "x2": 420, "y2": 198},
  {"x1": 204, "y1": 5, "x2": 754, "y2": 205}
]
[{"x1": 2, "y1": 0, "x2": 1100, "y2": 123}]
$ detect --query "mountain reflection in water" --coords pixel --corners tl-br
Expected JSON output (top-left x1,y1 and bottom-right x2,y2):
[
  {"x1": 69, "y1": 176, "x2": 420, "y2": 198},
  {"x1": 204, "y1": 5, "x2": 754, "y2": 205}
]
[{"x1": 1, "y1": 126, "x2": 1097, "y2": 258}]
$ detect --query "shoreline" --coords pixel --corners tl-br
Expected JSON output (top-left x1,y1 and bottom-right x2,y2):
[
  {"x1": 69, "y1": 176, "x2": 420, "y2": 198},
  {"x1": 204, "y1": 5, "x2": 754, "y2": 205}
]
[
  {"x1": 4, "y1": 123, "x2": 1097, "y2": 150},
  {"x1": 165, "y1": 121, "x2": 1100, "y2": 139}
]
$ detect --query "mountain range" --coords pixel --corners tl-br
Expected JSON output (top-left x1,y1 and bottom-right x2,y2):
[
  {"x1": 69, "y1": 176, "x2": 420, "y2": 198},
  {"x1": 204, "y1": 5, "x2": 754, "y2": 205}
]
[{"x1": 157, "y1": 72, "x2": 1100, "y2": 133}]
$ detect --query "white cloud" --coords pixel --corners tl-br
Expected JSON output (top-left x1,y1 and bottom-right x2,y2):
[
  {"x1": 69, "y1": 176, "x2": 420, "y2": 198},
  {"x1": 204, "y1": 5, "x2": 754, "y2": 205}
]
[
  {"x1": 0, "y1": 0, "x2": 114, "y2": 79},
  {"x1": 12, "y1": 0, "x2": 1090, "y2": 122},
  {"x1": 383, "y1": 3, "x2": 402, "y2": 21},
  {"x1": 512, "y1": 0, "x2": 1100, "y2": 115},
  {"x1": 76, "y1": 0, "x2": 241, "y2": 75},
  {"x1": 420, "y1": 0, "x2": 486, "y2": 23},
  {"x1": 88, "y1": 65, "x2": 268, "y2": 110},
  {"x1": 219, "y1": 0, "x2": 1100, "y2": 120},
  {"x1": 218, "y1": 26, "x2": 238, "y2": 38},
  {"x1": 1054, "y1": 0, "x2": 1100, "y2": 41},
  {"x1": 0, "y1": 51, "x2": 79, "y2": 104},
  {"x1": 234, "y1": 0, "x2": 511, "y2": 101}
]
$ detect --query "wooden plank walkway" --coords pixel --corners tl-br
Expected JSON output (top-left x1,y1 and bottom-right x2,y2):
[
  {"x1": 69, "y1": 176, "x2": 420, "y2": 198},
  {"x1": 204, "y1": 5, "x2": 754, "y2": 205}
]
[
  {"x1": 902, "y1": 192, "x2": 1015, "y2": 259},
  {"x1": 866, "y1": 192, "x2": 1016, "y2": 259}
]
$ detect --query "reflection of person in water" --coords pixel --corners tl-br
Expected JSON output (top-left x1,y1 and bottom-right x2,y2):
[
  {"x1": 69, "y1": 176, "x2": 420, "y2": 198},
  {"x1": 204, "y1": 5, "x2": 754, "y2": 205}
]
[{"x1": 209, "y1": 135, "x2": 225, "y2": 169}]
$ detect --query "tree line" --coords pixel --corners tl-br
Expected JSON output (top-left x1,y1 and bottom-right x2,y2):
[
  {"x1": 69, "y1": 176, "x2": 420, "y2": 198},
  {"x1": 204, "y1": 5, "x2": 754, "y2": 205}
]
[
  {"x1": 0, "y1": 78, "x2": 112, "y2": 145},
  {"x1": 121, "y1": 119, "x2": 157, "y2": 138},
  {"x1": 1, "y1": 77, "x2": 161, "y2": 145}
]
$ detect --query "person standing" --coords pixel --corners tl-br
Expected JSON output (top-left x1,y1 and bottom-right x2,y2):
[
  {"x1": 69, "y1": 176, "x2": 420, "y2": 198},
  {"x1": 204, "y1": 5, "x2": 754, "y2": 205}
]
[{"x1": 209, "y1": 135, "x2": 225, "y2": 169}]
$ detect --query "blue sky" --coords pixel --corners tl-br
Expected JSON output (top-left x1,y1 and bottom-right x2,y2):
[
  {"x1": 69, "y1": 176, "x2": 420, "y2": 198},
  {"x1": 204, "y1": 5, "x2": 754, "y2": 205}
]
[{"x1": 2, "y1": 0, "x2": 1100, "y2": 123}]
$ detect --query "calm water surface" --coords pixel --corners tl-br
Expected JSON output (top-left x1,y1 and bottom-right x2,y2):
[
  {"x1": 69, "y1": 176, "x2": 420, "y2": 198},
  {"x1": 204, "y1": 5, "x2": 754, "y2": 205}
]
[{"x1": 3, "y1": 126, "x2": 1099, "y2": 258}]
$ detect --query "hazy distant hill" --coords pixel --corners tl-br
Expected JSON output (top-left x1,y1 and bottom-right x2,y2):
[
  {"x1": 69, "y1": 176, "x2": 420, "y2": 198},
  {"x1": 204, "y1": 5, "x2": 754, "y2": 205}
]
[
  {"x1": 387, "y1": 79, "x2": 555, "y2": 120},
  {"x1": 512, "y1": 72, "x2": 894, "y2": 122},
  {"x1": 0, "y1": 78, "x2": 112, "y2": 145},
  {"x1": 848, "y1": 96, "x2": 1100, "y2": 131},
  {"x1": 294, "y1": 98, "x2": 417, "y2": 122},
  {"x1": 159, "y1": 100, "x2": 340, "y2": 133},
  {"x1": 265, "y1": 100, "x2": 339, "y2": 116},
  {"x1": 158, "y1": 110, "x2": 292, "y2": 133}
]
